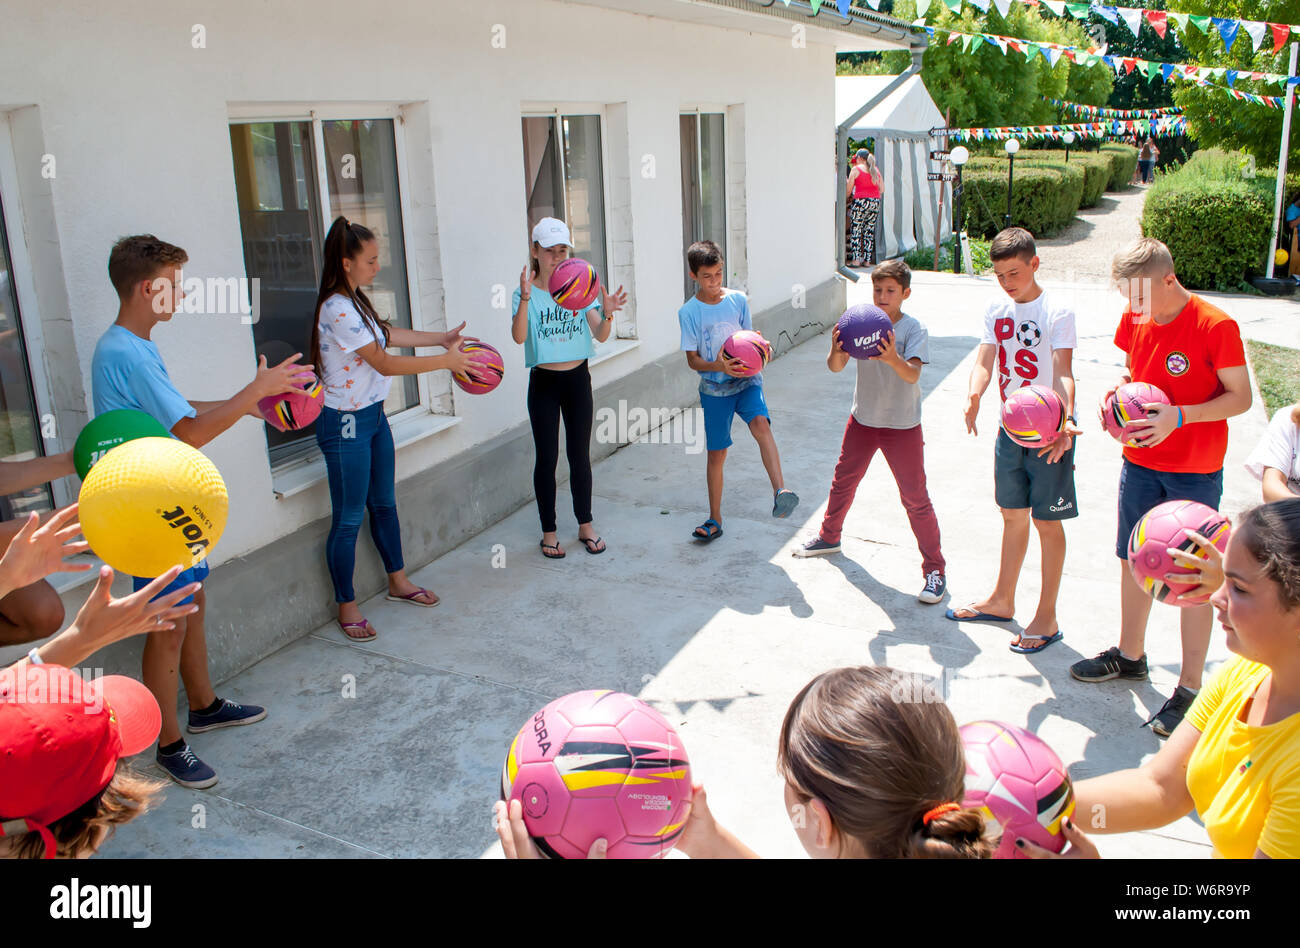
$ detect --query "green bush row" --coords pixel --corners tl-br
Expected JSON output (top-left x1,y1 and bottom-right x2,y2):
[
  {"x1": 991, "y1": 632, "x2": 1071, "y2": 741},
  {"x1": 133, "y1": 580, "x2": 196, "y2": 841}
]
[
  {"x1": 1099, "y1": 143, "x2": 1139, "y2": 190},
  {"x1": 1023, "y1": 150, "x2": 1111, "y2": 207},
  {"x1": 960, "y1": 164, "x2": 1083, "y2": 238},
  {"x1": 1141, "y1": 149, "x2": 1273, "y2": 291}
]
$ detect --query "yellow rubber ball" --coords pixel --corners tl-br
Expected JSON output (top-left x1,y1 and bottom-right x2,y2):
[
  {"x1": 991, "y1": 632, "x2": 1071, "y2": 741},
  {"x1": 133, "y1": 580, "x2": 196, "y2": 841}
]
[
  {"x1": 1275, "y1": 248, "x2": 1289, "y2": 266},
  {"x1": 78, "y1": 437, "x2": 228, "y2": 578}
]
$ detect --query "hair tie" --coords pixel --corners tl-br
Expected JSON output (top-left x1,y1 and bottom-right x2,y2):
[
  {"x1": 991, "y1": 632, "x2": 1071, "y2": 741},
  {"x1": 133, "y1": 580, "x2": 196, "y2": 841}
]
[{"x1": 922, "y1": 803, "x2": 960, "y2": 826}]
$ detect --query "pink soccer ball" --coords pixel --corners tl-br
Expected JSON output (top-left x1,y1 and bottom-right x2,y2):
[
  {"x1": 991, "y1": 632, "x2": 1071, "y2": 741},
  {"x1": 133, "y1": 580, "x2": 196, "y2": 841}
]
[
  {"x1": 720, "y1": 330, "x2": 772, "y2": 378},
  {"x1": 452, "y1": 342, "x2": 504, "y2": 395},
  {"x1": 1001, "y1": 384, "x2": 1065, "y2": 448},
  {"x1": 835, "y1": 304, "x2": 893, "y2": 359},
  {"x1": 1127, "y1": 500, "x2": 1230, "y2": 606},
  {"x1": 1104, "y1": 381, "x2": 1171, "y2": 447},
  {"x1": 960, "y1": 720, "x2": 1075, "y2": 860},
  {"x1": 257, "y1": 372, "x2": 324, "y2": 432},
  {"x1": 501, "y1": 689, "x2": 692, "y2": 859},
  {"x1": 548, "y1": 258, "x2": 601, "y2": 310}
]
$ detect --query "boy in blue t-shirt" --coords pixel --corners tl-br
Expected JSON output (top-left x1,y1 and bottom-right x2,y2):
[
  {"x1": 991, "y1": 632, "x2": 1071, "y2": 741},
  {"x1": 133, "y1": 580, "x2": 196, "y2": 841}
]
[
  {"x1": 678, "y1": 241, "x2": 797, "y2": 541},
  {"x1": 90, "y1": 234, "x2": 306, "y2": 789}
]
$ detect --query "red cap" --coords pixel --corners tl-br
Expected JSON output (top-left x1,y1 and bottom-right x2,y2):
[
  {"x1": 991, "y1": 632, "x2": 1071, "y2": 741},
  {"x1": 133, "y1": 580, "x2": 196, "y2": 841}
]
[{"x1": 0, "y1": 664, "x2": 160, "y2": 858}]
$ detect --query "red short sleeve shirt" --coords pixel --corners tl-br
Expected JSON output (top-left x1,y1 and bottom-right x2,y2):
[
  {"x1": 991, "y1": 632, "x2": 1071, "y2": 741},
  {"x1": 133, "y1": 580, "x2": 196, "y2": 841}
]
[{"x1": 1113, "y1": 294, "x2": 1245, "y2": 474}]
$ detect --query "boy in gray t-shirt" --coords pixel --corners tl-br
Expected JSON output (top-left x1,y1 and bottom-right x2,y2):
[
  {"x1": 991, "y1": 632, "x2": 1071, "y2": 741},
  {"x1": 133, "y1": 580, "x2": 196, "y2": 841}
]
[{"x1": 793, "y1": 260, "x2": 946, "y2": 605}]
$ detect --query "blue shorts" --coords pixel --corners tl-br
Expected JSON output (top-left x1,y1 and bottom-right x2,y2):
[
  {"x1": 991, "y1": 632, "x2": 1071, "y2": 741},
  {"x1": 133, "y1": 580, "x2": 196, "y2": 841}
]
[
  {"x1": 1116, "y1": 460, "x2": 1223, "y2": 559},
  {"x1": 132, "y1": 559, "x2": 209, "y2": 606},
  {"x1": 993, "y1": 428, "x2": 1078, "y2": 521},
  {"x1": 701, "y1": 385, "x2": 770, "y2": 451}
]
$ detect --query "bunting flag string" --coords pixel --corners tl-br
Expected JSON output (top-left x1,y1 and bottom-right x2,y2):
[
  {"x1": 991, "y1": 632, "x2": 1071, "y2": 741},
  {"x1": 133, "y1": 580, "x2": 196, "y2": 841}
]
[
  {"x1": 911, "y1": 1, "x2": 1297, "y2": 55},
  {"x1": 947, "y1": 115, "x2": 1189, "y2": 143},
  {"x1": 921, "y1": 24, "x2": 1297, "y2": 106},
  {"x1": 1046, "y1": 97, "x2": 1182, "y2": 118}
]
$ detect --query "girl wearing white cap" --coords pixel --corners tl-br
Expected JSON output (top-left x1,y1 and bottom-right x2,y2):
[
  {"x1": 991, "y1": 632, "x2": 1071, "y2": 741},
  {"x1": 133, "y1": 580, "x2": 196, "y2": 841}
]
[{"x1": 512, "y1": 218, "x2": 627, "y2": 558}]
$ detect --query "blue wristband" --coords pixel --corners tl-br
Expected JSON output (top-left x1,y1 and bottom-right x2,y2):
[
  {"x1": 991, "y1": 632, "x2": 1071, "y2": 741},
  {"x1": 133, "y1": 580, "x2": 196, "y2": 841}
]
[{"x1": 1176, "y1": 407, "x2": 1184, "y2": 429}]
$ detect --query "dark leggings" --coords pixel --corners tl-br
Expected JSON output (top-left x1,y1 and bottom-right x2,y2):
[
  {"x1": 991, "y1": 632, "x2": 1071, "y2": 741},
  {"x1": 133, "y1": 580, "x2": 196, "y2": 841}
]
[{"x1": 527, "y1": 362, "x2": 594, "y2": 533}]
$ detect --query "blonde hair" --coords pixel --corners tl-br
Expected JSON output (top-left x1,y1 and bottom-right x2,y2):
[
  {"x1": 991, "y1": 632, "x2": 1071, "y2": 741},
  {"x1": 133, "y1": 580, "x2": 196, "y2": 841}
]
[
  {"x1": 1111, "y1": 237, "x2": 1175, "y2": 284},
  {"x1": 778, "y1": 666, "x2": 995, "y2": 859},
  {"x1": 3, "y1": 765, "x2": 164, "y2": 859}
]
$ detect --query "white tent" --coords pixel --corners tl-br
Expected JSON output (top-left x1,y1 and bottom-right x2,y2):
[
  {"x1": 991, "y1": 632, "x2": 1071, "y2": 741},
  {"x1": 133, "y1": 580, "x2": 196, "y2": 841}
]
[{"x1": 837, "y1": 74, "x2": 951, "y2": 261}]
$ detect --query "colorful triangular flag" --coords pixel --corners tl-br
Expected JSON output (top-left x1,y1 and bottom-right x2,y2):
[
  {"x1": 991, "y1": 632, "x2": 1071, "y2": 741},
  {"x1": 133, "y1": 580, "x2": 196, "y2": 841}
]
[
  {"x1": 943, "y1": 0, "x2": 962, "y2": 14},
  {"x1": 1144, "y1": 10, "x2": 1167, "y2": 40},
  {"x1": 1118, "y1": 8, "x2": 1142, "y2": 38},
  {"x1": 1213, "y1": 17, "x2": 1239, "y2": 51},
  {"x1": 1094, "y1": 5, "x2": 1119, "y2": 26},
  {"x1": 1042, "y1": 0, "x2": 1065, "y2": 15},
  {"x1": 1065, "y1": 2, "x2": 1089, "y2": 20},
  {"x1": 1272, "y1": 23, "x2": 1291, "y2": 51},
  {"x1": 969, "y1": 0, "x2": 991, "y2": 11},
  {"x1": 1188, "y1": 15, "x2": 1211, "y2": 35},
  {"x1": 1243, "y1": 20, "x2": 1267, "y2": 51},
  {"x1": 916, "y1": 0, "x2": 931, "y2": 16}
]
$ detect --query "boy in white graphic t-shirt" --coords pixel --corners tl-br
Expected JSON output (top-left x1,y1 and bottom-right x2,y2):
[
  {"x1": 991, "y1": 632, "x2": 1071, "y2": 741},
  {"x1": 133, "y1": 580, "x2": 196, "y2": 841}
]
[{"x1": 947, "y1": 228, "x2": 1083, "y2": 655}]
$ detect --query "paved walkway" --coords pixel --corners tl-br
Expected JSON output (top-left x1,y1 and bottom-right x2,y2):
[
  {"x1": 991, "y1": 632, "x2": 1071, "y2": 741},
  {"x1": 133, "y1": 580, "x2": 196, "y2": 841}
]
[
  {"x1": 103, "y1": 198, "x2": 1298, "y2": 859},
  {"x1": 1035, "y1": 182, "x2": 1148, "y2": 283}
]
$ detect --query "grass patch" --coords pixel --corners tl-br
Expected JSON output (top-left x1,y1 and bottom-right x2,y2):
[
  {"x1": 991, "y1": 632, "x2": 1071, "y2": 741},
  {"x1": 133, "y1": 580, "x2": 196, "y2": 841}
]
[
  {"x1": 901, "y1": 237, "x2": 992, "y2": 275},
  {"x1": 1247, "y1": 340, "x2": 1300, "y2": 417}
]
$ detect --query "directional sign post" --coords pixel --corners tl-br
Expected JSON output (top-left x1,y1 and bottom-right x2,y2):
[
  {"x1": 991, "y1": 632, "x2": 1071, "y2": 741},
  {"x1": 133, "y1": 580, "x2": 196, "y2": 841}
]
[
  {"x1": 929, "y1": 149, "x2": 949, "y2": 161},
  {"x1": 929, "y1": 126, "x2": 953, "y2": 136},
  {"x1": 927, "y1": 171, "x2": 958, "y2": 182}
]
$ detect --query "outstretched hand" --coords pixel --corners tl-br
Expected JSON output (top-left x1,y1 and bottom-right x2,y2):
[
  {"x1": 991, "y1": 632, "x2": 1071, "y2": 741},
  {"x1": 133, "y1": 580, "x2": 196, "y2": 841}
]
[
  {"x1": 64, "y1": 565, "x2": 201, "y2": 656},
  {"x1": 0, "y1": 506, "x2": 91, "y2": 594},
  {"x1": 600, "y1": 284, "x2": 628, "y2": 320}
]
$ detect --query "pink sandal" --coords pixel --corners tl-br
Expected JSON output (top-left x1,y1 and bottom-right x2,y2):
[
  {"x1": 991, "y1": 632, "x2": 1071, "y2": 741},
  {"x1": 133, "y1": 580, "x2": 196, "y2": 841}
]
[
  {"x1": 385, "y1": 587, "x2": 440, "y2": 607},
  {"x1": 338, "y1": 618, "x2": 377, "y2": 641}
]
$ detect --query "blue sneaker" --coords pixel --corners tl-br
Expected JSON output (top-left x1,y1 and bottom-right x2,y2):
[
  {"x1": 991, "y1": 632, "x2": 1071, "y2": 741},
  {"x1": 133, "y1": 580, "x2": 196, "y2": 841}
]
[
  {"x1": 187, "y1": 698, "x2": 267, "y2": 734},
  {"x1": 156, "y1": 744, "x2": 218, "y2": 789},
  {"x1": 792, "y1": 536, "x2": 840, "y2": 557},
  {"x1": 773, "y1": 489, "x2": 800, "y2": 519}
]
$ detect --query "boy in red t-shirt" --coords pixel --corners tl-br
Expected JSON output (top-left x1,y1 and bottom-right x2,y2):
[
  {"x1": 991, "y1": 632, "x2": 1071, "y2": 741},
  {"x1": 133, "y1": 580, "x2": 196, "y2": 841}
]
[{"x1": 1070, "y1": 238, "x2": 1252, "y2": 737}]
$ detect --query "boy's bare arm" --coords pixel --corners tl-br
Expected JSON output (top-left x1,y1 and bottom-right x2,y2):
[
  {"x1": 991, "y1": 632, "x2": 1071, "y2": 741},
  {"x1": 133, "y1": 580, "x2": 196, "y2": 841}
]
[
  {"x1": 0, "y1": 452, "x2": 75, "y2": 497},
  {"x1": 964, "y1": 344, "x2": 996, "y2": 435},
  {"x1": 172, "y1": 354, "x2": 312, "y2": 448}
]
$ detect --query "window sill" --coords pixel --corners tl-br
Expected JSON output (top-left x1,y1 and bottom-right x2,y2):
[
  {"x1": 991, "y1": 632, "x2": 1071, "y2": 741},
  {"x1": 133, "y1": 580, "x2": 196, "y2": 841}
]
[
  {"x1": 270, "y1": 413, "x2": 462, "y2": 499},
  {"x1": 590, "y1": 337, "x2": 640, "y2": 368}
]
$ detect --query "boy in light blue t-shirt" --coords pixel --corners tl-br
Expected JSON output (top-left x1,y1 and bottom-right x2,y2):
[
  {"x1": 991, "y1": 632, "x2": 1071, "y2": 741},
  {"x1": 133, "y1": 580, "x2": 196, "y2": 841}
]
[{"x1": 678, "y1": 241, "x2": 797, "y2": 542}]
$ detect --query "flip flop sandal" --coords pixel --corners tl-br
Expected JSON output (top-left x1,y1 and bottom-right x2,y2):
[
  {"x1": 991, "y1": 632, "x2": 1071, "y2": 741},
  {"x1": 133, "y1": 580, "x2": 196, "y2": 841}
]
[
  {"x1": 693, "y1": 518, "x2": 723, "y2": 542},
  {"x1": 772, "y1": 489, "x2": 799, "y2": 519},
  {"x1": 945, "y1": 606, "x2": 1015, "y2": 623},
  {"x1": 337, "y1": 618, "x2": 376, "y2": 641},
  {"x1": 540, "y1": 539, "x2": 566, "y2": 559},
  {"x1": 1009, "y1": 631, "x2": 1064, "y2": 654},
  {"x1": 579, "y1": 536, "x2": 606, "y2": 555},
  {"x1": 386, "y1": 587, "x2": 440, "y2": 607}
]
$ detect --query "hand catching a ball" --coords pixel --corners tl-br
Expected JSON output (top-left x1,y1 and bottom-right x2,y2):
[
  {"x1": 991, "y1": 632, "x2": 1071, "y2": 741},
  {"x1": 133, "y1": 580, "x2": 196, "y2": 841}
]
[
  {"x1": 1016, "y1": 816, "x2": 1100, "y2": 859},
  {"x1": 600, "y1": 284, "x2": 628, "y2": 321},
  {"x1": 0, "y1": 505, "x2": 92, "y2": 598},
  {"x1": 869, "y1": 330, "x2": 900, "y2": 366},
  {"x1": 1124, "y1": 402, "x2": 1179, "y2": 448},
  {"x1": 1037, "y1": 419, "x2": 1084, "y2": 465},
  {"x1": 446, "y1": 342, "x2": 485, "y2": 384},
  {"x1": 494, "y1": 799, "x2": 607, "y2": 859},
  {"x1": 251, "y1": 353, "x2": 315, "y2": 415},
  {"x1": 1166, "y1": 528, "x2": 1226, "y2": 605},
  {"x1": 440, "y1": 321, "x2": 479, "y2": 352}
]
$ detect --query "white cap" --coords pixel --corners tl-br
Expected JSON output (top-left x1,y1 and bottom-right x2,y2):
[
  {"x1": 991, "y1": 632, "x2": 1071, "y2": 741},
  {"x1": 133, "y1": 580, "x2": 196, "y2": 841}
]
[{"x1": 531, "y1": 217, "x2": 572, "y2": 248}]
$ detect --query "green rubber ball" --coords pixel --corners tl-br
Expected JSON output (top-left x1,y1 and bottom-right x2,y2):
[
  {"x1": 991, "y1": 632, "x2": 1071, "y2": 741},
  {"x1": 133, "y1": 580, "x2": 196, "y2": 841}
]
[{"x1": 73, "y1": 409, "x2": 171, "y2": 480}]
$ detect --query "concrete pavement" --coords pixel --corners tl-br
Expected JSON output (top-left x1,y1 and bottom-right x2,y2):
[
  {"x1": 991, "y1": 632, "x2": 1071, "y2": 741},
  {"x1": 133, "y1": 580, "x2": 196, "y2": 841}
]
[{"x1": 102, "y1": 267, "x2": 1297, "y2": 859}]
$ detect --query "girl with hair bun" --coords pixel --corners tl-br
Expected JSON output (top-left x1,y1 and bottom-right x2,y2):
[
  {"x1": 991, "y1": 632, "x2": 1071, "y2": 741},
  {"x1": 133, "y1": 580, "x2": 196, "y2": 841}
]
[
  {"x1": 682, "y1": 665, "x2": 998, "y2": 859},
  {"x1": 310, "y1": 216, "x2": 480, "y2": 641}
]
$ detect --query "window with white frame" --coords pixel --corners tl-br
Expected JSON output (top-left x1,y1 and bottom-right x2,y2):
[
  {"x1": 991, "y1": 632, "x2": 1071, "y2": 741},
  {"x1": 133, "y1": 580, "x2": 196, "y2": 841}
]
[
  {"x1": 680, "y1": 112, "x2": 727, "y2": 299},
  {"x1": 0, "y1": 189, "x2": 53, "y2": 520},
  {"x1": 521, "y1": 113, "x2": 609, "y2": 293},
  {"x1": 229, "y1": 114, "x2": 420, "y2": 463}
]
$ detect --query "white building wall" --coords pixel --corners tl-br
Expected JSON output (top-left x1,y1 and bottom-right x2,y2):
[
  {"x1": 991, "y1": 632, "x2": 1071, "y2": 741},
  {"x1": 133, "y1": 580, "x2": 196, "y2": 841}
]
[{"x1": 0, "y1": 0, "x2": 838, "y2": 561}]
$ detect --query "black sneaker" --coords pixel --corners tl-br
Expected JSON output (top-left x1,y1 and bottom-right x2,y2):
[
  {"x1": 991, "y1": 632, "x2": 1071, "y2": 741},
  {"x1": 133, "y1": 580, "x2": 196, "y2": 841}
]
[
  {"x1": 1069, "y1": 646, "x2": 1149, "y2": 683},
  {"x1": 1144, "y1": 686, "x2": 1197, "y2": 738},
  {"x1": 918, "y1": 571, "x2": 946, "y2": 604}
]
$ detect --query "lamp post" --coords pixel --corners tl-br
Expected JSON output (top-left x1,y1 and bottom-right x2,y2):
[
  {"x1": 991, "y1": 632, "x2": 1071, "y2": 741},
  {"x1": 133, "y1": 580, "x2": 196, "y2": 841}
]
[
  {"x1": 1063, "y1": 130, "x2": 1076, "y2": 163},
  {"x1": 950, "y1": 145, "x2": 969, "y2": 274},
  {"x1": 1004, "y1": 137, "x2": 1020, "y2": 230}
]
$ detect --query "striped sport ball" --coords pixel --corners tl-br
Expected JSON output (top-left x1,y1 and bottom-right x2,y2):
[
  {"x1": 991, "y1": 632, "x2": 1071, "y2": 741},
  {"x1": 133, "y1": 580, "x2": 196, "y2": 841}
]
[
  {"x1": 1000, "y1": 385, "x2": 1066, "y2": 449},
  {"x1": 961, "y1": 720, "x2": 1075, "y2": 860},
  {"x1": 452, "y1": 342, "x2": 505, "y2": 395},
  {"x1": 1104, "y1": 381, "x2": 1171, "y2": 447},
  {"x1": 501, "y1": 689, "x2": 692, "y2": 859},
  {"x1": 1127, "y1": 500, "x2": 1230, "y2": 606},
  {"x1": 720, "y1": 329, "x2": 772, "y2": 378},
  {"x1": 257, "y1": 372, "x2": 325, "y2": 432},
  {"x1": 78, "y1": 437, "x2": 228, "y2": 578},
  {"x1": 547, "y1": 257, "x2": 601, "y2": 310},
  {"x1": 73, "y1": 409, "x2": 170, "y2": 480},
  {"x1": 835, "y1": 303, "x2": 893, "y2": 359}
]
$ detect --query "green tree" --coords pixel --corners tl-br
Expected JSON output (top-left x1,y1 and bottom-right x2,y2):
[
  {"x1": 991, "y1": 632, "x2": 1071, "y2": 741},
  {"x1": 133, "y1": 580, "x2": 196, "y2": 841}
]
[{"x1": 1166, "y1": 0, "x2": 1300, "y2": 167}]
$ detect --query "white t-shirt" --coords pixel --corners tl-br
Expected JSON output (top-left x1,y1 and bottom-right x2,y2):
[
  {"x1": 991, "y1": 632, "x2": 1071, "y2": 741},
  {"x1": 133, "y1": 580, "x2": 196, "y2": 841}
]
[
  {"x1": 980, "y1": 289, "x2": 1077, "y2": 402},
  {"x1": 317, "y1": 294, "x2": 393, "y2": 411},
  {"x1": 1245, "y1": 407, "x2": 1300, "y2": 494}
]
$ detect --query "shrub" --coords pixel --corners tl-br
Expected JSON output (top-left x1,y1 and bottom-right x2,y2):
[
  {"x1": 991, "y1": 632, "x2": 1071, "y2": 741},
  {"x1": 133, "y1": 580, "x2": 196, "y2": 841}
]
[
  {"x1": 902, "y1": 236, "x2": 992, "y2": 274},
  {"x1": 1141, "y1": 149, "x2": 1273, "y2": 291},
  {"x1": 1099, "y1": 143, "x2": 1139, "y2": 191},
  {"x1": 1020, "y1": 149, "x2": 1110, "y2": 207},
  {"x1": 961, "y1": 161, "x2": 1083, "y2": 238}
]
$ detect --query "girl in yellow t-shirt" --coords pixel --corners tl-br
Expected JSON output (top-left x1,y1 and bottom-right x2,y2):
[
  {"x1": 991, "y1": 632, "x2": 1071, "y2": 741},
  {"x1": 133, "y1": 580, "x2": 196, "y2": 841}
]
[{"x1": 1022, "y1": 498, "x2": 1300, "y2": 859}]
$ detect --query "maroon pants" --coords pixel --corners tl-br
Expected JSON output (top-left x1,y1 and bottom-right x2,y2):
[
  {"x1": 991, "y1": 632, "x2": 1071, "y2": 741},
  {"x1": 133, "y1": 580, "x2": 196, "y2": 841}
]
[{"x1": 819, "y1": 418, "x2": 945, "y2": 575}]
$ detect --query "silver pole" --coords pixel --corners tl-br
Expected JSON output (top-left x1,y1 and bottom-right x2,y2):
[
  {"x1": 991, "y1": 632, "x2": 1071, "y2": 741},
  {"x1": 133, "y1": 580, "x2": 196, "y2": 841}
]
[{"x1": 1267, "y1": 42, "x2": 1298, "y2": 277}]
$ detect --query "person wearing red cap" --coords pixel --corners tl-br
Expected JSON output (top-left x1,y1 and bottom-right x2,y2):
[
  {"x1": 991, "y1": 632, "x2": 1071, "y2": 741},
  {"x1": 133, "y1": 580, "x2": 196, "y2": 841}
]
[{"x1": 0, "y1": 664, "x2": 164, "y2": 858}]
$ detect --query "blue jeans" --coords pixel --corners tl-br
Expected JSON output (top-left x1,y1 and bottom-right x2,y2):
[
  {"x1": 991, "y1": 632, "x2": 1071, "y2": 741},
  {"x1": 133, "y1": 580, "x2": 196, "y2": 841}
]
[{"x1": 316, "y1": 403, "x2": 404, "y2": 603}]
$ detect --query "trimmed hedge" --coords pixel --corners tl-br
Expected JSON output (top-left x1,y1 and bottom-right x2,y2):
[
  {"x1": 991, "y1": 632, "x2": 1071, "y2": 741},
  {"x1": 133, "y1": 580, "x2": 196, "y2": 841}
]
[
  {"x1": 961, "y1": 164, "x2": 1083, "y2": 238},
  {"x1": 1021, "y1": 149, "x2": 1111, "y2": 207},
  {"x1": 1141, "y1": 149, "x2": 1273, "y2": 291},
  {"x1": 1099, "y1": 143, "x2": 1139, "y2": 191}
]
